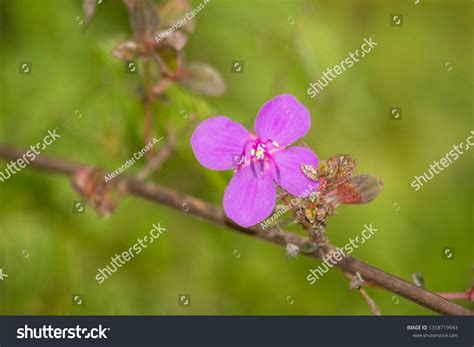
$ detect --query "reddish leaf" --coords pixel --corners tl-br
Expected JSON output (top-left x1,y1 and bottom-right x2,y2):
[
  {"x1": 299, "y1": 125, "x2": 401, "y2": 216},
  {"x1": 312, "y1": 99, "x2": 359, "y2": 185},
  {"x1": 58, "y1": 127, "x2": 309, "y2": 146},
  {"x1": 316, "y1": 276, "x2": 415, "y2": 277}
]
[
  {"x1": 157, "y1": 30, "x2": 188, "y2": 50},
  {"x1": 158, "y1": 0, "x2": 195, "y2": 33},
  {"x1": 83, "y1": 0, "x2": 98, "y2": 29},
  {"x1": 122, "y1": 0, "x2": 135, "y2": 11},
  {"x1": 179, "y1": 62, "x2": 226, "y2": 96},
  {"x1": 335, "y1": 174, "x2": 383, "y2": 205},
  {"x1": 111, "y1": 41, "x2": 137, "y2": 61},
  {"x1": 130, "y1": 0, "x2": 160, "y2": 42}
]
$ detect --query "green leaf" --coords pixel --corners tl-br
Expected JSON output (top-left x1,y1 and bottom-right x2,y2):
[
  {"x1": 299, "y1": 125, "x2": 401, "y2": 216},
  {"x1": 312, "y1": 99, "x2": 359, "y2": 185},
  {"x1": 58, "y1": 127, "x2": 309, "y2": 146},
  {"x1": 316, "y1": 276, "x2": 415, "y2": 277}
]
[{"x1": 155, "y1": 46, "x2": 181, "y2": 73}]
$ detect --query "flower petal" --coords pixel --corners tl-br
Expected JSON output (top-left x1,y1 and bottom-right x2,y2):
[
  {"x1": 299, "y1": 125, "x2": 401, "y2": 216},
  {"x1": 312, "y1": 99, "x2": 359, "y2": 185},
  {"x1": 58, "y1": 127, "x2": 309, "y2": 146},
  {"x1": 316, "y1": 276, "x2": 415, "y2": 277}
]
[
  {"x1": 272, "y1": 146, "x2": 319, "y2": 196},
  {"x1": 190, "y1": 116, "x2": 252, "y2": 170},
  {"x1": 223, "y1": 166, "x2": 276, "y2": 227},
  {"x1": 254, "y1": 94, "x2": 311, "y2": 147}
]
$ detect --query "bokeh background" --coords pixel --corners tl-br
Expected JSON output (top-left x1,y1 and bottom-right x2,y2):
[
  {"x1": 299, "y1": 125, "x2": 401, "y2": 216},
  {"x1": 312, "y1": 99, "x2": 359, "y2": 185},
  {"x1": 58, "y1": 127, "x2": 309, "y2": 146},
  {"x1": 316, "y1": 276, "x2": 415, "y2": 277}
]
[{"x1": 0, "y1": 0, "x2": 472, "y2": 315}]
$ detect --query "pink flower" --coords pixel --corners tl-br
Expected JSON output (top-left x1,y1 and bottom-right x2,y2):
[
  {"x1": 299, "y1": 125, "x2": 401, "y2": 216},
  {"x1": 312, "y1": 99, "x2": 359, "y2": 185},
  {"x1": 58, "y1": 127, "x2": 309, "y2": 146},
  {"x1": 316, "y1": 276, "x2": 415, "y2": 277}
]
[{"x1": 191, "y1": 94, "x2": 318, "y2": 227}]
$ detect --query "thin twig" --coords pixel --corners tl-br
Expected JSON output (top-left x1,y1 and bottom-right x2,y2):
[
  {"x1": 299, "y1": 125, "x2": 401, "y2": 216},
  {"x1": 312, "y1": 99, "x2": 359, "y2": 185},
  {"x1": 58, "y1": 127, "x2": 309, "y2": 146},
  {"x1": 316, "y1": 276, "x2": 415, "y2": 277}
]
[
  {"x1": 345, "y1": 272, "x2": 381, "y2": 315},
  {"x1": 358, "y1": 287, "x2": 382, "y2": 315},
  {"x1": 136, "y1": 130, "x2": 174, "y2": 180},
  {"x1": 138, "y1": 59, "x2": 172, "y2": 180},
  {"x1": 0, "y1": 144, "x2": 472, "y2": 316},
  {"x1": 142, "y1": 59, "x2": 155, "y2": 159},
  {"x1": 136, "y1": 113, "x2": 197, "y2": 181},
  {"x1": 436, "y1": 291, "x2": 473, "y2": 301}
]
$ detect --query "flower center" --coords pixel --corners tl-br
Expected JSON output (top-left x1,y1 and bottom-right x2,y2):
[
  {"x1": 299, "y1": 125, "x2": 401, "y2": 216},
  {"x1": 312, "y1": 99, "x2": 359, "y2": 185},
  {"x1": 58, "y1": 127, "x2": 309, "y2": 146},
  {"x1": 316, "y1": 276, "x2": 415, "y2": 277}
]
[{"x1": 237, "y1": 138, "x2": 282, "y2": 180}]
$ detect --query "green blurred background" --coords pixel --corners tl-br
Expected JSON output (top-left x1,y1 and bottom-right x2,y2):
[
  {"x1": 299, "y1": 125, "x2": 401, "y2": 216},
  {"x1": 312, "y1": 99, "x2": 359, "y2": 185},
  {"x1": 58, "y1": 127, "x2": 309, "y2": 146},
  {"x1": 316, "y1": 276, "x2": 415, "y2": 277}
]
[{"x1": 0, "y1": 0, "x2": 472, "y2": 315}]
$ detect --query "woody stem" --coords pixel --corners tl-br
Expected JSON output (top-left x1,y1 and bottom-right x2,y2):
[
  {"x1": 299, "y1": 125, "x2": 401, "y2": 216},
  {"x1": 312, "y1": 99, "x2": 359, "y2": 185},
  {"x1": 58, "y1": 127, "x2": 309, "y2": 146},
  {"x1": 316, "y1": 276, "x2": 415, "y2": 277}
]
[{"x1": 0, "y1": 145, "x2": 472, "y2": 316}]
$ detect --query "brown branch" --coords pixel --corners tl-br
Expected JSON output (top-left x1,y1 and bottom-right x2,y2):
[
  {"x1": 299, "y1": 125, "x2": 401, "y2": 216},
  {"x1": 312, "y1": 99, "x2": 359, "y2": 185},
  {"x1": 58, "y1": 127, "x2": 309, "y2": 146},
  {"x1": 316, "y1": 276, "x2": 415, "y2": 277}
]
[{"x1": 0, "y1": 144, "x2": 473, "y2": 316}]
